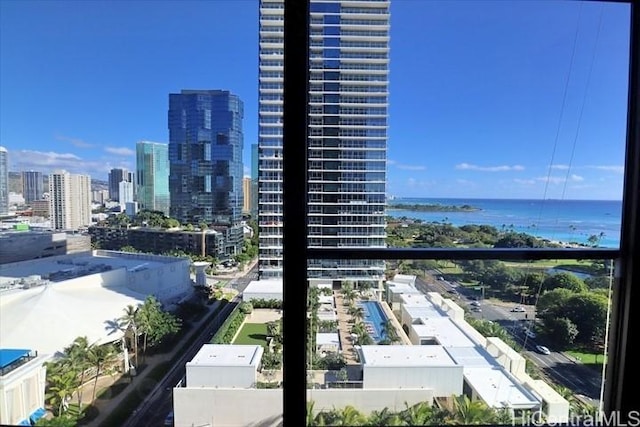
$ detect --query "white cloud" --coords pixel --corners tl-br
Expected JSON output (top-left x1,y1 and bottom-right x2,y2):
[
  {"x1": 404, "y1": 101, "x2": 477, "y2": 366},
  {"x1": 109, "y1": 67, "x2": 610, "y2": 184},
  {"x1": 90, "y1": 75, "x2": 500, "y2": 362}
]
[
  {"x1": 455, "y1": 163, "x2": 525, "y2": 172},
  {"x1": 588, "y1": 165, "x2": 624, "y2": 174},
  {"x1": 104, "y1": 146, "x2": 135, "y2": 156},
  {"x1": 536, "y1": 175, "x2": 584, "y2": 184},
  {"x1": 514, "y1": 178, "x2": 536, "y2": 185},
  {"x1": 388, "y1": 159, "x2": 427, "y2": 171},
  {"x1": 8, "y1": 149, "x2": 128, "y2": 179},
  {"x1": 55, "y1": 134, "x2": 95, "y2": 148},
  {"x1": 550, "y1": 164, "x2": 570, "y2": 170}
]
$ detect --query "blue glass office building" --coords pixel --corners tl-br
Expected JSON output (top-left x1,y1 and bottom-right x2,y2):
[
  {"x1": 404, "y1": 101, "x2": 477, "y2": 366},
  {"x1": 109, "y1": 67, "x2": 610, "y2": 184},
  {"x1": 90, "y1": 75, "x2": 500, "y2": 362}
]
[
  {"x1": 258, "y1": 0, "x2": 389, "y2": 284},
  {"x1": 168, "y1": 90, "x2": 244, "y2": 254},
  {"x1": 136, "y1": 141, "x2": 170, "y2": 215}
]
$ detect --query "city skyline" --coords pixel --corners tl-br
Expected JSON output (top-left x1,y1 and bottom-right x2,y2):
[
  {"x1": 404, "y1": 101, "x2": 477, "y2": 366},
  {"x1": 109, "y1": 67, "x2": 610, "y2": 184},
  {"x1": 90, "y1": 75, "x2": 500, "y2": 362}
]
[{"x1": 0, "y1": 1, "x2": 631, "y2": 200}]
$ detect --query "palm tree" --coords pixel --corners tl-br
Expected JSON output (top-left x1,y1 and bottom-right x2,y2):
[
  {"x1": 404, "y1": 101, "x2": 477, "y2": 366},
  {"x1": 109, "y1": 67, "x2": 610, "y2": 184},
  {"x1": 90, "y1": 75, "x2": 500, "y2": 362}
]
[
  {"x1": 337, "y1": 405, "x2": 367, "y2": 426},
  {"x1": 120, "y1": 304, "x2": 139, "y2": 369},
  {"x1": 46, "y1": 370, "x2": 79, "y2": 416},
  {"x1": 400, "y1": 401, "x2": 433, "y2": 426},
  {"x1": 382, "y1": 319, "x2": 400, "y2": 343},
  {"x1": 88, "y1": 344, "x2": 117, "y2": 402},
  {"x1": 348, "y1": 305, "x2": 365, "y2": 323},
  {"x1": 63, "y1": 336, "x2": 93, "y2": 411},
  {"x1": 448, "y1": 395, "x2": 497, "y2": 425},
  {"x1": 367, "y1": 408, "x2": 406, "y2": 426}
]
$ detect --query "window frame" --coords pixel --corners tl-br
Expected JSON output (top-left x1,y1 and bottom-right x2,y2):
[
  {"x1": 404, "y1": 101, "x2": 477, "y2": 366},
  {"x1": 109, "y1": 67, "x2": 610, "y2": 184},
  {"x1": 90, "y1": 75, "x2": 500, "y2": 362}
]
[{"x1": 281, "y1": 1, "x2": 639, "y2": 425}]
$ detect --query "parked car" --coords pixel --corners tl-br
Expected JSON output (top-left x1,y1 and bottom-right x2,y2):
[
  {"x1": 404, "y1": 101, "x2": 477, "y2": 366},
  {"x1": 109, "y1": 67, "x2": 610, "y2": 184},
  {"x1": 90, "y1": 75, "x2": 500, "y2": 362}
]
[
  {"x1": 535, "y1": 345, "x2": 551, "y2": 355},
  {"x1": 511, "y1": 306, "x2": 526, "y2": 312},
  {"x1": 470, "y1": 301, "x2": 481, "y2": 307}
]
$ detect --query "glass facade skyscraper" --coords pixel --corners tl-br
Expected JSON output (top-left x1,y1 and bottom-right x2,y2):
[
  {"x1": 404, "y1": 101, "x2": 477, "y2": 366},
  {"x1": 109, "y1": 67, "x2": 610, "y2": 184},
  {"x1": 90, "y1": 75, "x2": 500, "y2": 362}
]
[
  {"x1": 136, "y1": 141, "x2": 170, "y2": 215},
  {"x1": 258, "y1": 0, "x2": 389, "y2": 284},
  {"x1": 0, "y1": 147, "x2": 8, "y2": 216},
  {"x1": 22, "y1": 171, "x2": 44, "y2": 203},
  {"x1": 168, "y1": 90, "x2": 245, "y2": 255}
]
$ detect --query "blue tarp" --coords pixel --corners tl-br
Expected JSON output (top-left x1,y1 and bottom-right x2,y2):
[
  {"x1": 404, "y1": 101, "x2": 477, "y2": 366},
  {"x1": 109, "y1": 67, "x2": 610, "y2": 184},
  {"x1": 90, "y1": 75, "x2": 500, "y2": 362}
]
[{"x1": 0, "y1": 348, "x2": 31, "y2": 369}]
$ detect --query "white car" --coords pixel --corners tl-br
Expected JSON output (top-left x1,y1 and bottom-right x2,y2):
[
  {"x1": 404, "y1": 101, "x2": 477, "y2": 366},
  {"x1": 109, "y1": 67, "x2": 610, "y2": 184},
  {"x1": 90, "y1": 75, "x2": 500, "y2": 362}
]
[
  {"x1": 536, "y1": 345, "x2": 551, "y2": 355},
  {"x1": 511, "y1": 306, "x2": 526, "y2": 312}
]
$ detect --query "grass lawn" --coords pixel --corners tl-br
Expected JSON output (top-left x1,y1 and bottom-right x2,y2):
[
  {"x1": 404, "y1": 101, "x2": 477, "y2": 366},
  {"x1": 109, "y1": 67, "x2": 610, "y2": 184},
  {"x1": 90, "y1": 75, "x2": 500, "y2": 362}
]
[
  {"x1": 565, "y1": 350, "x2": 607, "y2": 367},
  {"x1": 233, "y1": 323, "x2": 269, "y2": 348}
]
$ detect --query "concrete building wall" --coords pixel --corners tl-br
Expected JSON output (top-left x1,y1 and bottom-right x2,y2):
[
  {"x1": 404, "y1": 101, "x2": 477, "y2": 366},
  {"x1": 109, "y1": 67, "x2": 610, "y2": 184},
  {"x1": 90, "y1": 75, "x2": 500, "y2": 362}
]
[
  {"x1": 363, "y1": 366, "x2": 463, "y2": 396},
  {"x1": 0, "y1": 354, "x2": 50, "y2": 426},
  {"x1": 186, "y1": 365, "x2": 256, "y2": 389},
  {"x1": 174, "y1": 388, "x2": 435, "y2": 427}
]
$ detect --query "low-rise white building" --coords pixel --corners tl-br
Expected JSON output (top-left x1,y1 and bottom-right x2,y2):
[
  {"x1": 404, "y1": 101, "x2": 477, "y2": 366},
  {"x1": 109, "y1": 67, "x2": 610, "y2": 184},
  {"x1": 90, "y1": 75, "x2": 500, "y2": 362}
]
[
  {"x1": 0, "y1": 349, "x2": 51, "y2": 426},
  {"x1": 316, "y1": 333, "x2": 340, "y2": 354},
  {"x1": 0, "y1": 250, "x2": 192, "y2": 356},
  {"x1": 358, "y1": 345, "x2": 463, "y2": 396},
  {"x1": 185, "y1": 345, "x2": 264, "y2": 389},
  {"x1": 242, "y1": 279, "x2": 283, "y2": 302}
]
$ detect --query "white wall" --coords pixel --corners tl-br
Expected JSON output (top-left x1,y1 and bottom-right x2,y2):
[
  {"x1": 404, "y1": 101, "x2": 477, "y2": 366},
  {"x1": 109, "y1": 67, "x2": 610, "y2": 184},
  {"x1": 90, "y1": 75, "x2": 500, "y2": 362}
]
[
  {"x1": 174, "y1": 388, "x2": 435, "y2": 427},
  {"x1": 243, "y1": 292, "x2": 283, "y2": 302},
  {"x1": 186, "y1": 365, "x2": 256, "y2": 389},
  {"x1": 363, "y1": 366, "x2": 463, "y2": 397},
  {"x1": 0, "y1": 356, "x2": 49, "y2": 426},
  {"x1": 125, "y1": 259, "x2": 190, "y2": 301}
]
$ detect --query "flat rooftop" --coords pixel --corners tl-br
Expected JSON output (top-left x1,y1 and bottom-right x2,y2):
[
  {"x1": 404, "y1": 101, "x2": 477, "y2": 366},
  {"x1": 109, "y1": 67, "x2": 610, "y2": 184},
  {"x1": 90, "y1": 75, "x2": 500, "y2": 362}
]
[
  {"x1": 187, "y1": 344, "x2": 263, "y2": 367},
  {"x1": 411, "y1": 318, "x2": 476, "y2": 347},
  {"x1": 0, "y1": 250, "x2": 180, "y2": 284},
  {"x1": 404, "y1": 304, "x2": 447, "y2": 320},
  {"x1": 387, "y1": 282, "x2": 422, "y2": 294},
  {"x1": 399, "y1": 293, "x2": 435, "y2": 307},
  {"x1": 0, "y1": 348, "x2": 31, "y2": 369},
  {"x1": 392, "y1": 274, "x2": 417, "y2": 285},
  {"x1": 316, "y1": 333, "x2": 340, "y2": 346},
  {"x1": 359, "y1": 345, "x2": 457, "y2": 367},
  {"x1": 464, "y1": 366, "x2": 540, "y2": 409},
  {"x1": 243, "y1": 279, "x2": 283, "y2": 294}
]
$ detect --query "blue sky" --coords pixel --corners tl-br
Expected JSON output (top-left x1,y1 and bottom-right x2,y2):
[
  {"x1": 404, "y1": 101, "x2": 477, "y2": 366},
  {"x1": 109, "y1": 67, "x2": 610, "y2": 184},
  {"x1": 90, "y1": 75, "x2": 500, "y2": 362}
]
[{"x1": 0, "y1": 0, "x2": 630, "y2": 200}]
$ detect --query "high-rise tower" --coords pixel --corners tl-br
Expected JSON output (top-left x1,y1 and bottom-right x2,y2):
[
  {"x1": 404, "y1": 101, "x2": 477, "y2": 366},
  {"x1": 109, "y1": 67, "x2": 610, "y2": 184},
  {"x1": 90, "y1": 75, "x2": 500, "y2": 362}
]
[
  {"x1": 136, "y1": 141, "x2": 170, "y2": 215},
  {"x1": 22, "y1": 171, "x2": 44, "y2": 203},
  {"x1": 168, "y1": 90, "x2": 245, "y2": 255},
  {"x1": 49, "y1": 170, "x2": 92, "y2": 230},
  {"x1": 257, "y1": 0, "x2": 389, "y2": 285},
  {"x1": 0, "y1": 147, "x2": 8, "y2": 216}
]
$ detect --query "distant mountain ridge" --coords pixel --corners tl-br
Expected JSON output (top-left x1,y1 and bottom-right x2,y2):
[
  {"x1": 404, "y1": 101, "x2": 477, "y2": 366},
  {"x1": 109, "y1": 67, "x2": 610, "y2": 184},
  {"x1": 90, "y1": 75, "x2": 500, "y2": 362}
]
[{"x1": 8, "y1": 172, "x2": 109, "y2": 193}]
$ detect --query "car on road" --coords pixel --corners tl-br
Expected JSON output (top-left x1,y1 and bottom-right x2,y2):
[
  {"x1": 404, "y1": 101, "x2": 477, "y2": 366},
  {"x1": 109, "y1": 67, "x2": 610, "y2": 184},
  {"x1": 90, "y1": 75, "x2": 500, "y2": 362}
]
[
  {"x1": 523, "y1": 328, "x2": 537, "y2": 339},
  {"x1": 164, "y1": 411, "x2": 174, "y2": 426},
  {"x1": 470, "y1": 301, "x2": 481, "y2": 307},
  {"x1": 535, "y1": 345, "x2": 551, "y2": 355},
  {"x1": 470, "y1": 306, "x2": 481, "y2": 312},
  {"x1": 511, "y1": 306, "x2": 526, "y2": 312}
]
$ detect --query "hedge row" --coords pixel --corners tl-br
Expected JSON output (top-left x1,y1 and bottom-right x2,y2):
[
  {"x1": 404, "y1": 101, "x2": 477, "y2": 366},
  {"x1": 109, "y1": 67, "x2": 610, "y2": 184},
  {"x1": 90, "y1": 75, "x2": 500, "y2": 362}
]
[
  {"x1": 249, "y1": 298, "x2": 282, "y2": 309},
  {"x1": 211, "y1": 306, "x2": 246, "y2": 344}
]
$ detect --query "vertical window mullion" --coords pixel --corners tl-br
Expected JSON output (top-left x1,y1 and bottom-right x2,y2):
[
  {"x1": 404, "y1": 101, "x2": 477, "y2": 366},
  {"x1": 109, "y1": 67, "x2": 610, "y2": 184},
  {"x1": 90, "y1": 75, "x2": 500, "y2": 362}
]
[
  {"x1": 604, "y1": 2, "x2": 640, "y2": 421},
  {"x1": 282, "y1": 0, "x2": 309, "y2": 425}
]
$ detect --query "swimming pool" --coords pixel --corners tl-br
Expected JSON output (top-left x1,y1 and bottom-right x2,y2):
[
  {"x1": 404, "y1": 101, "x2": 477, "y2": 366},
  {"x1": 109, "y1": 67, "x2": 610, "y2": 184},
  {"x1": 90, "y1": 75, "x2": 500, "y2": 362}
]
[{"x1": 359, "y1": 300, "x2": 389, "y2": 343}]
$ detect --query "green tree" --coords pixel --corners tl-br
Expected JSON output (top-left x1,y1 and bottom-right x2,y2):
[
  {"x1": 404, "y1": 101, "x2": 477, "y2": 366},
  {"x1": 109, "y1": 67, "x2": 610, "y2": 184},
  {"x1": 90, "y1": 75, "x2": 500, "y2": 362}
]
[
  {"x1": 448, "y1": 394, "x2": 498, "y2": 425},
  {"x1": 367, "y1": 408, "x2": 407, "y2": 426},
  {"x1": 46, "y1": 370, "x2": 79, "y2": 416},
  {"x1": 400, "y1": 401, "x2": 434, "y2": 426},
  {"x1": 543, "y1": 272, "x2": 588, "y2": 293},
  {"x1": 119, "y1": 304, "x2": 139, "y2": 369},
  {"x1": 63, "y1": 336, "x2": 93, "y2": 411},
  {"x1": 88, "y1": 344, "x2": 117, "y2": 401},
  {"x1": 543, "y1": 317, "x2": 579, "y2": 349},
  {"x1": 382, "y1": 319, "x2": 400, "y2": 343}
]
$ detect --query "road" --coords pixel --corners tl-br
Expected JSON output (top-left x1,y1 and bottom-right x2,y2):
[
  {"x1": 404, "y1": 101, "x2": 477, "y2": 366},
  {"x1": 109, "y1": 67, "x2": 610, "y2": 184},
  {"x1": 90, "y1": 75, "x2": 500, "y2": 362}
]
[
  {"x1": 416, "y1": 272, "x2": 603, "y2": 406},
  {"x1": 122, "y1": 266, "x2": 258, "y2": 427}
]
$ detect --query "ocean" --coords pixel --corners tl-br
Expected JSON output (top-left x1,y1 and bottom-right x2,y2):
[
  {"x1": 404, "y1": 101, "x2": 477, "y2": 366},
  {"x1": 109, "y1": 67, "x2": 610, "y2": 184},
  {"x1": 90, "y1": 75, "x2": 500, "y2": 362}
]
[{"x1": 387, "y1": 198, "x2": 622, "y2": 248}]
